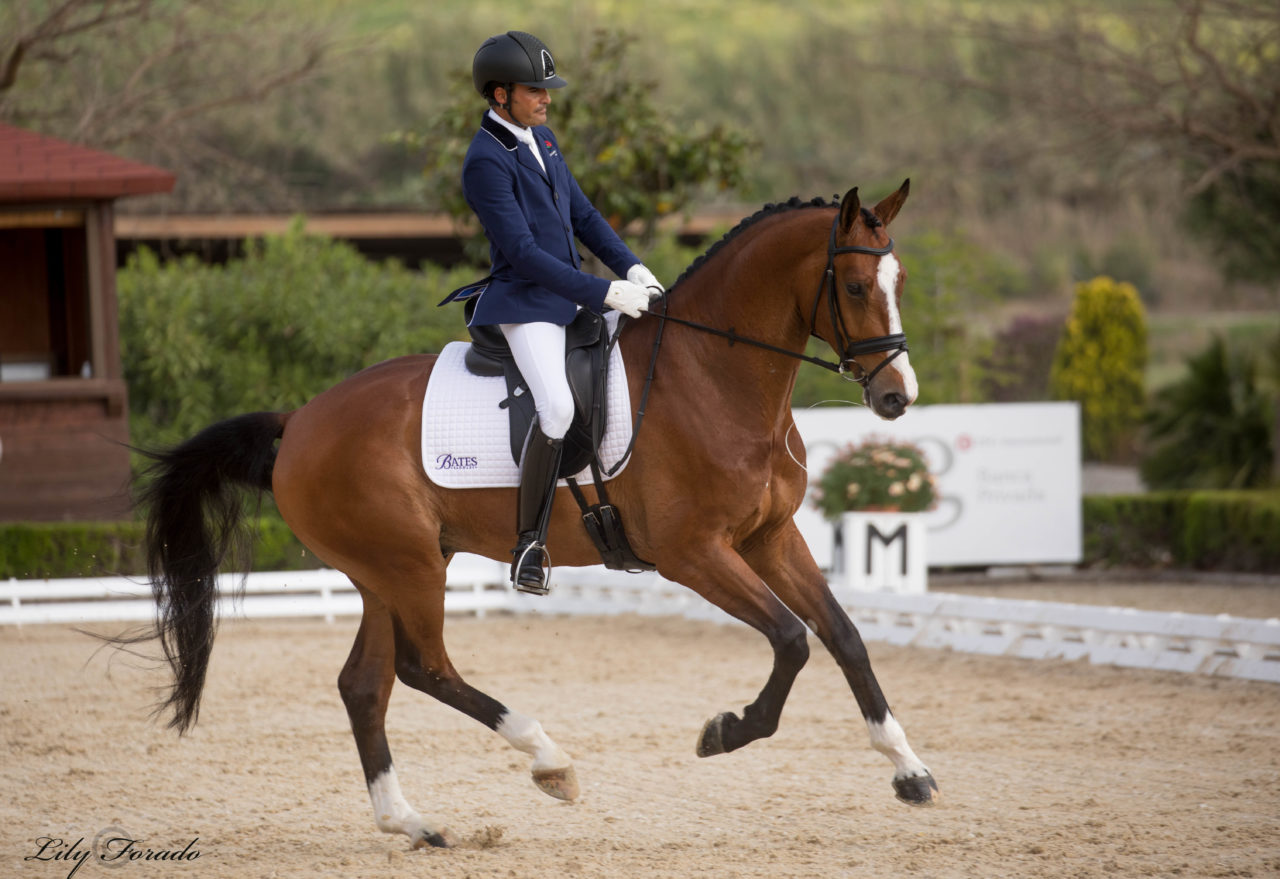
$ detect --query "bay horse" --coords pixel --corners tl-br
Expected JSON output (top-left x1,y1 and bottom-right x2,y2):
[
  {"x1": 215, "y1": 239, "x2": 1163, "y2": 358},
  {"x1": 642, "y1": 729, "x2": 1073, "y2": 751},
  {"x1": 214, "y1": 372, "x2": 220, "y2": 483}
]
[{"x1": 135, "y1": 180, "x2": 937, "y2": 849}]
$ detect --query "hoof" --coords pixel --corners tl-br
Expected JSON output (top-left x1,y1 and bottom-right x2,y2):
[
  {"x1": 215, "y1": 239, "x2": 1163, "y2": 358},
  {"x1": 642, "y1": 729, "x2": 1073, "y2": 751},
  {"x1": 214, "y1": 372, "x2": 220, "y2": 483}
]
[
  {"x1": 410, "y1": 827, "x2": 455, "y2": 849},
  {"x1": 696, "y1": 712, "x2": 733, "y2": 758},
  {"x1": 893, "y1": 773, "x2": 940, "y2": 806},
  {"x1": 532, "y1": 766, "x2": 579, "y2": 801}
]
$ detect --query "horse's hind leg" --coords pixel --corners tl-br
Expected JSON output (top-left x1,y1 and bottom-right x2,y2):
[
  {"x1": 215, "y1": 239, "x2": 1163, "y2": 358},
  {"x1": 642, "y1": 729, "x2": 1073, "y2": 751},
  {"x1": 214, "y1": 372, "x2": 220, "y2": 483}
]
[
  {"x1": 380, "y1": 565, "x2": 580, "y2": 803},
  {"x1": 742, "y1": 524, "x2": 938, "y2": 805},
  {"x1": 340, "y1": 574, "x2": 578, "y2": 850},
  {"x1": 339, "y1": 587, "x2": 453, "y2": 848}
]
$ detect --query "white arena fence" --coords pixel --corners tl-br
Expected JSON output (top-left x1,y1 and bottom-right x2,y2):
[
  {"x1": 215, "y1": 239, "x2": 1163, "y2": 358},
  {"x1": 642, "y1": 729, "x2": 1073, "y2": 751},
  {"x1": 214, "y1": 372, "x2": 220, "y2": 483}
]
[{"x1": 3, "y1": 555, "x2": 1278, "y2": 685}]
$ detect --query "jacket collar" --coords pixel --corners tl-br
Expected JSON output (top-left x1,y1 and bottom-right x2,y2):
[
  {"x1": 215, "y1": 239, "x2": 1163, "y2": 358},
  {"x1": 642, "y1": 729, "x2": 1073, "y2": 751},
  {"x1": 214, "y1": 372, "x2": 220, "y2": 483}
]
[{"x1": 481, "y1": 111, "x2": 520, "y2": 151}]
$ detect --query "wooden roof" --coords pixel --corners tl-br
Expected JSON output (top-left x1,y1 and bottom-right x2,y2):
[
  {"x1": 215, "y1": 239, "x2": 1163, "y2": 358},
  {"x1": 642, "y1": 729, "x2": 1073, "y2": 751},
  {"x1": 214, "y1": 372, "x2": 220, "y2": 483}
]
[{"x1": 0, "y1": 123, "x2": 175, "y2": 202}]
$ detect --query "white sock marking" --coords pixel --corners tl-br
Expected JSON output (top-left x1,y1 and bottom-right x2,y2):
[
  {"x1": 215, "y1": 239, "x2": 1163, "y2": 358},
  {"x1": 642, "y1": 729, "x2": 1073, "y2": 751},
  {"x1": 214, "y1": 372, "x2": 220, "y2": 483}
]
[
  {"x1": 368, "y1": 768, "x2": 425, "y2": 836},
  {"x1": 868, "y1": 713, "x2": 930, "y2": 779},
  {"x1": 496, "y1": 710, "x2": 572, "y2": 773}
]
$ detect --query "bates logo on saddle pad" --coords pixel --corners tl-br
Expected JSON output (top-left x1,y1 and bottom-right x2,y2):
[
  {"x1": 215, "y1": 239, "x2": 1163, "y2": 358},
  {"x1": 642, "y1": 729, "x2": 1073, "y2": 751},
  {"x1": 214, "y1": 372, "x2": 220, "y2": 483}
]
[{"x1": 420, "y1": 342, "x2": 633, "y2": 489}]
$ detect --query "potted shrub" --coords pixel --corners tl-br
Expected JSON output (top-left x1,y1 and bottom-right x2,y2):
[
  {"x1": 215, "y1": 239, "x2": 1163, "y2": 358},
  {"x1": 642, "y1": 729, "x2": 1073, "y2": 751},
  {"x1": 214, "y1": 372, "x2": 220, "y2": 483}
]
[{"x1": 813, "y1": 437, "x2": 937, "y2": 593}]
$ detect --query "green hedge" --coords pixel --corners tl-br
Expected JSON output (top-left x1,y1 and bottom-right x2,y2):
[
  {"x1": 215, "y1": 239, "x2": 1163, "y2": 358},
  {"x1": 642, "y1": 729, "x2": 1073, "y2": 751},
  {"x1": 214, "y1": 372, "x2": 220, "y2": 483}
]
[
  {"x1": 4, "y1": 491, "x2": 1277, "y2": 579},
  {"x1": 0, "y1": 518, "x2": 322, "y2": 580},
  {"x1": 1083, "y1": 491, "x2": 1280, "y2": 573},
  {"x1": 0, "y1": 522, "x2": 146, "y2": 579}
]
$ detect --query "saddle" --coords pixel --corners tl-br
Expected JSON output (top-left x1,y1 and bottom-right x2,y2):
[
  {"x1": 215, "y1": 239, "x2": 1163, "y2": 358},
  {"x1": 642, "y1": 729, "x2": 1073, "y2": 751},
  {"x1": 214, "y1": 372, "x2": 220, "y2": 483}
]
[{"x1": 461, "y1": 299, "x2": 609, "y2": 478}]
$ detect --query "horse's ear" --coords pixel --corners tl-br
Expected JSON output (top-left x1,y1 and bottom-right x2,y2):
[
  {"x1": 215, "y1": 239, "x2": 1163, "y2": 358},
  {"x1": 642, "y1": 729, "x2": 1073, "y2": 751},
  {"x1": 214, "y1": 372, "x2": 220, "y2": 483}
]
[
  {"x1": 838, "y1": 187, "x2": 862, "y2": 234},
  {"x1": 872, "y1": 178, "x2": 910, "y2": 227}
]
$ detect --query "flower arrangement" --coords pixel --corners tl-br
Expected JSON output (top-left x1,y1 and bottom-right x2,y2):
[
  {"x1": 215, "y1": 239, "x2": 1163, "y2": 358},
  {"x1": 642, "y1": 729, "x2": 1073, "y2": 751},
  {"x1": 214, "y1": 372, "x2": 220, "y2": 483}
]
[{"x1": 812, "y1": 437, "x2": 938, "y2": 519}]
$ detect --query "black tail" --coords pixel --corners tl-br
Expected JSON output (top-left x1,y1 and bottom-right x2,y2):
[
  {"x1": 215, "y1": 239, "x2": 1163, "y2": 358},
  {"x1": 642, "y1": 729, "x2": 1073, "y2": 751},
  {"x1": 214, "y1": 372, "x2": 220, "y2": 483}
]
[{"x1": 135, "y1": 411, "x2": 284, "y2": 733}]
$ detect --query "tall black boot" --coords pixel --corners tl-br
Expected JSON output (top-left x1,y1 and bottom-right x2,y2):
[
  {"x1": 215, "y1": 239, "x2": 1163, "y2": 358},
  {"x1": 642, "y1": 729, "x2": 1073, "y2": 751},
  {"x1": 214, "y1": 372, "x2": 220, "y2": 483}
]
[{"x1": 511, "y1": 423, "x2": 564, "y2": 595}]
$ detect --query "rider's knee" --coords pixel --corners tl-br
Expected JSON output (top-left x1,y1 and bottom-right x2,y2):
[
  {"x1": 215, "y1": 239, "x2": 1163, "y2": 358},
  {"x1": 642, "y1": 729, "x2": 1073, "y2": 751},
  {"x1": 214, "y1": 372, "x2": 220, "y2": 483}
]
[{"x1": 536, "y1": 395, "x2": 574, "y2": 440}]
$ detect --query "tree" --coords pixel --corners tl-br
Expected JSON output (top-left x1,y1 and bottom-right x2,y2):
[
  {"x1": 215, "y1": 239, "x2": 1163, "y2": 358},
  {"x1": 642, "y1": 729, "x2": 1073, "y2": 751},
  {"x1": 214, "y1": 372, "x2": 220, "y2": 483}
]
[
  {"x1": 1050, "y1": 276, "x2": 1148, "y2": 461},
  {"x1": 979, "y1": 313, "x2": 1066, "y2": 403},
  {"x1": 410, "y1": 28, "x2": 753, "y2": 262},
  {"x1": 886, "y1": 0, "x2": 1280, "y2": 281},
  {"x1": 0, "y1": 0, "x2": 342, "y2": 210}
]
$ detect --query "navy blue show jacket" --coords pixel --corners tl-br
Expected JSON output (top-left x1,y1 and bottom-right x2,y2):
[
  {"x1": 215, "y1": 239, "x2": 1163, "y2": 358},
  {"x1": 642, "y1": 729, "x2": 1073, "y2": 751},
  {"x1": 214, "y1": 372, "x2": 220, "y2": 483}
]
[{"x1": 461, "y1": 112, "x2": 641, "y2": 327}]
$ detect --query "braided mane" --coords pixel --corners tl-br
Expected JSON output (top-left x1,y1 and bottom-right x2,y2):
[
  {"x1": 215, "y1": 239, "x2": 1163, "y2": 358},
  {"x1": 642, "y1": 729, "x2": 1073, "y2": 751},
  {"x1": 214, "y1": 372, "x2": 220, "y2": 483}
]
[
  {"x1": 671, "y1": 195, "x2": 884, "y2": 290},
  {"x1": 672, "y1": 196, "x2": 834, "y2": 289}
]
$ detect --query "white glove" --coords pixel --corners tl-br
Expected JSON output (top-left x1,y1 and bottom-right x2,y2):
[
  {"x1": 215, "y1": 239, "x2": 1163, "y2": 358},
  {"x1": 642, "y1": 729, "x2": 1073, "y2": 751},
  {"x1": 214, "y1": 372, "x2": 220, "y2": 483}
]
[
  {"x1": 604, "y1": 280, "x2": 651, "y2": 318},
  {"x1": 627, "y1": 263, "x2": 666, "y2": 299}
]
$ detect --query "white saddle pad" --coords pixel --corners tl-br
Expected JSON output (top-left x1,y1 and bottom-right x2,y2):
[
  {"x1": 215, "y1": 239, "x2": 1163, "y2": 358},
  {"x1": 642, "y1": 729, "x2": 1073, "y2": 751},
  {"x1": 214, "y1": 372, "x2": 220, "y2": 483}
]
[{"x1": 421, "y1": 339, "x2": 634, "y2": 489}]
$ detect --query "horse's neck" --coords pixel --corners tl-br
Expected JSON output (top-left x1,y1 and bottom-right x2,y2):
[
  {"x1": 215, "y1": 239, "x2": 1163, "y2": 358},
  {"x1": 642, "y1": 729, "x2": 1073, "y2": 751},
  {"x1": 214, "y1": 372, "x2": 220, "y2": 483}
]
[{"x1": 644, "y1": 211, "x2": 829, "y2": 430}]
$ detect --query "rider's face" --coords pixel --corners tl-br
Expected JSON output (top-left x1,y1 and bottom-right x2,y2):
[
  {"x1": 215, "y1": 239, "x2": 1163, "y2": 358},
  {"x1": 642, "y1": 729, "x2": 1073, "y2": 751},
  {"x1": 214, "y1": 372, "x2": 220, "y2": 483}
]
[{"x1": 499, "y1": 84, "x2": 550, "y2": 128}]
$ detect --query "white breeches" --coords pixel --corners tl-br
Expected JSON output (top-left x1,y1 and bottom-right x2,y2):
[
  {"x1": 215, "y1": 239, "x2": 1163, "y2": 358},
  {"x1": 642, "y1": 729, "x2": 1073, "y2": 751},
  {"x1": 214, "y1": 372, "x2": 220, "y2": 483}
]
[{"x1": 500, "y1": 321, "x2": 574, "y2": 440}]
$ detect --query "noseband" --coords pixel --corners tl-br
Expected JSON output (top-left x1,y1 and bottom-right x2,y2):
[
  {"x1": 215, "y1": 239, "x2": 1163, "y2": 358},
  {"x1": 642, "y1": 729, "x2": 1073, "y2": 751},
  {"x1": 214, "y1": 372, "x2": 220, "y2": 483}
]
[{"x1": 806, "y1": 213, "x2": 909, "y2": 387}]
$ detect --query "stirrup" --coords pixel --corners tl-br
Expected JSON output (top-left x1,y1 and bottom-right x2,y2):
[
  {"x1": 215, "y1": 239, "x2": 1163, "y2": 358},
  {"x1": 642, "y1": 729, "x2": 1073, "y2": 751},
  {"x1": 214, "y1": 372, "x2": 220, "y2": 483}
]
[{"x1": 511, "y1": 541, "x2": 552, "y2": 596}]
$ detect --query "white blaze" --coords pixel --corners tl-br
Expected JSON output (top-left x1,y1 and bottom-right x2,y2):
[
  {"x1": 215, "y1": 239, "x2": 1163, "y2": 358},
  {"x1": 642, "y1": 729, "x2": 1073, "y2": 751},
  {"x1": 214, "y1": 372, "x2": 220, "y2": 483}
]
[{"x1": 875, "y1": 253, "x2": 919, "y2": 404}]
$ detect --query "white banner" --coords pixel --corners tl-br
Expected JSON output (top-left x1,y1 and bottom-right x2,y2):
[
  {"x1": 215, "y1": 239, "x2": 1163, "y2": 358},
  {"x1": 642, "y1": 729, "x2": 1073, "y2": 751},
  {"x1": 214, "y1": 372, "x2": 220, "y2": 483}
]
[{"x1": 791, "y1": 402, "x2": 1081, "y2": 568}]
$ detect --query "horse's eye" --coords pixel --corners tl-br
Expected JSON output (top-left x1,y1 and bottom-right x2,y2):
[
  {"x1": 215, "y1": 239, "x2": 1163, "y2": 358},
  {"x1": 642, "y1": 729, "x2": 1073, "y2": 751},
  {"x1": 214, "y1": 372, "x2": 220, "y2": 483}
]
[{"x1": 845, "y1": 282, "x2": 865, "y2": 298}]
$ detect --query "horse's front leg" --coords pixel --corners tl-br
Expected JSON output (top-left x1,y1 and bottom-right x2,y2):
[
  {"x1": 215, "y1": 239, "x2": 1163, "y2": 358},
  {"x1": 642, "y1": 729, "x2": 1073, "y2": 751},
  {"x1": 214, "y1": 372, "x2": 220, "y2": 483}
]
[
  {"x1": 658, "y1": 540, "x2": 811, "y2": 756},
  {"x1": 741, "y1": 524, "x2": 939, "y2": 805}
]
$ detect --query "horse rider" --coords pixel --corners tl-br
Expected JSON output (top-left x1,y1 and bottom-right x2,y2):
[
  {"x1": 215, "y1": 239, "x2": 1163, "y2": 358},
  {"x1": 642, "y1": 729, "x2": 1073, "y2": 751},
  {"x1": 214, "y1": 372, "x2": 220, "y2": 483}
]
[{"x1": 462, "y1": 30, "x2": 665, "y2": 595}]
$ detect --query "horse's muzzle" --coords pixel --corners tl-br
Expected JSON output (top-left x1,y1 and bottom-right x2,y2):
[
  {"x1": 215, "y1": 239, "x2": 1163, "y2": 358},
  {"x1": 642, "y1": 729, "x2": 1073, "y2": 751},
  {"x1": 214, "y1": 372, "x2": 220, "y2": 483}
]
[
  {"x1": 856, "y1": 344, "x2": 917, "y2": 420},
  {"x1": 867, "y1": 387, "x2": 911, "y2": 420}
]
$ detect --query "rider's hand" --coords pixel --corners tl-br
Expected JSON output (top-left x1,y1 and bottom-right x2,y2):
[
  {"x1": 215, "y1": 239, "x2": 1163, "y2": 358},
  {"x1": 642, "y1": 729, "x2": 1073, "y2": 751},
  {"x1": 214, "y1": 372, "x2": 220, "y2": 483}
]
[
  {"x1": 605, "y1": 280, "x2": 651, "y2": 318},
  {"x1": 627, "y1": 263, "x2": 666, "y2": 300}
]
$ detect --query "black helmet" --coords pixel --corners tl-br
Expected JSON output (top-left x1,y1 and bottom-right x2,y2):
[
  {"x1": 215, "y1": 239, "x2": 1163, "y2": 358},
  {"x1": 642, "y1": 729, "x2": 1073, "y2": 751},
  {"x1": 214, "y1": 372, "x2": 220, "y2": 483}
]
[{"x1": 472, "y1": 31, "x2": 568, "y2": 97}]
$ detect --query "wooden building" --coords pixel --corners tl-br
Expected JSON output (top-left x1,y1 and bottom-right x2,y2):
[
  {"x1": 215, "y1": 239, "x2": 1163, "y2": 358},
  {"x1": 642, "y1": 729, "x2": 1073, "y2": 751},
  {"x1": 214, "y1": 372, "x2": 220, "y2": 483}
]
[{"x1": 0, "y1": 124, "x2": 174, "y2": 521}]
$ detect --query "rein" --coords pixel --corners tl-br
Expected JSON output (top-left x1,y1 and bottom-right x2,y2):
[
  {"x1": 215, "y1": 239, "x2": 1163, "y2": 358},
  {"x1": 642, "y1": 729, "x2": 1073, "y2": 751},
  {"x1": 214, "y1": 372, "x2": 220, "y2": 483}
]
[
  {"x1": 600, "y1": 209, "x2": 909, "y2": 477},
  {"x1": 648, "y1": 309, "x2": 845, "y2": 372}
]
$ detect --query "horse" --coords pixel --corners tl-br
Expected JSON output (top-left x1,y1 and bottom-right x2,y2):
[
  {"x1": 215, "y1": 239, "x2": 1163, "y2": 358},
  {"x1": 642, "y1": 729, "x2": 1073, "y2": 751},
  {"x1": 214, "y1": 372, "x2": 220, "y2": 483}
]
[{"x1": 134, "y1": 180, "x2": 937, "y2": 849}]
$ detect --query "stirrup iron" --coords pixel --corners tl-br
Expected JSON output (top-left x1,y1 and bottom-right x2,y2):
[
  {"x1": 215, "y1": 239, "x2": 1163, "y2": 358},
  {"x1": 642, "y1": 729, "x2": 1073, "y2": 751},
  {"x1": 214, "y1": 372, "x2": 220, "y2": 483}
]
[{"x1": 512, "y1": 540, "x2": 553, "y2": 596}]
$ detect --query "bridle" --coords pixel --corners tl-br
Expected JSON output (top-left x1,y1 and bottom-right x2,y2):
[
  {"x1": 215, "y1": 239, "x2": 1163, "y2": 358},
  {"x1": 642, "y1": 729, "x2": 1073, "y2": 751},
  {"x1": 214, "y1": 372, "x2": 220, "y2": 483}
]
[
  {"x1": 811, "y1": 210, "x2": 909, "y2": 385},
  {"x1": 649, "y1": 209, "x2": 909, "y2": 388}
]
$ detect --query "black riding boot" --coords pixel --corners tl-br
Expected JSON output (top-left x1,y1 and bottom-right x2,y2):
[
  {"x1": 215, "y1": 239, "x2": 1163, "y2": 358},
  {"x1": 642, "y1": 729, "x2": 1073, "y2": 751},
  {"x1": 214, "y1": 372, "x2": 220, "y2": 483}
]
[{"x1": 511, "y1": 424, "x2": 564, "y2": 595}]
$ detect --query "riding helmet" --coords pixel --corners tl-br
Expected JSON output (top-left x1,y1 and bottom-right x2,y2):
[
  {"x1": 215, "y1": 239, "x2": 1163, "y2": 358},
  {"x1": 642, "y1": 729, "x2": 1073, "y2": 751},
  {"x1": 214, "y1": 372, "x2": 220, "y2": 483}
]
[{"x1": 472, "y1": 31, "x2": 568, "y2": 97}]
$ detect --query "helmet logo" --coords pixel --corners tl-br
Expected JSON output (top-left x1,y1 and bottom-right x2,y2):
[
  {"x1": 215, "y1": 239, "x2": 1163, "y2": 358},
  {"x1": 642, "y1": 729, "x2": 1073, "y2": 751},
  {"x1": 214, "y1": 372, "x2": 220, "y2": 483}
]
[{"x1": 540, "y1": 49, "x2": 555, "y2": 80}]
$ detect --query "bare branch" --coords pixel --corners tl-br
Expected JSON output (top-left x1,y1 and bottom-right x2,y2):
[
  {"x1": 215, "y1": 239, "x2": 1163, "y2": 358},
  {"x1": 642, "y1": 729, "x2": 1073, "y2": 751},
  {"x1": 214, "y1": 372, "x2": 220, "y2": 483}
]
[
  {"x1": 1, "y1": 0, "x2": 156, "y2": 89},
  {"x1": 1180, "y1": 0, "x2": 1269, "y2": 126},
  {"x1": 104, "y1": 42, "x2": 329, "y2": 148},
  {"x1": 879, "y1": 0, "x2": 1279, "y2": 200},
  {"x1": 0, "y1": 40, "x2": 28, "y2": 91}
]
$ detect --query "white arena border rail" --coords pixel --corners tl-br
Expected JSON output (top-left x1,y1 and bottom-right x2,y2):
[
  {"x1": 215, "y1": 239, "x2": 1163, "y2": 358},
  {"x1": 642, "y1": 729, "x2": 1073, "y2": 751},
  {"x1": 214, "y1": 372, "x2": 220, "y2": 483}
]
[{"x1": 3, "y1": 555, "x2": 1278, "y2": 685}]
